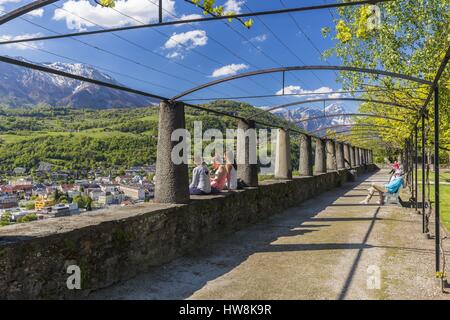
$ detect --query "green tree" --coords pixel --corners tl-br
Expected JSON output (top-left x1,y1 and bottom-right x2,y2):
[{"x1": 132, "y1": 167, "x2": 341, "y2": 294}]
[
  {"x1": 323, "y1": 1, "x2": 450, "y2": 156},
  {"x1": 25, "y1": 201, "x2": 35, "y2": 210},
  {"x1": 85, "y1": 196, "x2": 93, "y2": 211},
  {"x1": 17, "y1": 213, "x2": 38, "y2": 223},
  {"x1": 0, "y1": 212, "x2": 11, "y2": 226}
]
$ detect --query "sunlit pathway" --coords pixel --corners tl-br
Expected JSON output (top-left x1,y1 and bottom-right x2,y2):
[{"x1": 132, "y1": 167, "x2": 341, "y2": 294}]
[{"x1": 90, "y1": 169, "x2": 450, "y2": 300}]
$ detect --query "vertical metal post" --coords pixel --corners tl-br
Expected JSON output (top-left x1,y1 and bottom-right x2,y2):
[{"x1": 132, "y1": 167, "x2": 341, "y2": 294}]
[
  {"x1": 410, "y1": 138, "x2": 414, "y2": 201},
  {"x1": 159, "y1": 0, "x2": 163, "y2": 23},
  {"x1": 422, "y1": 111, "x2": 426, "y2": 233},
  {"x1": 415, "y1": 125, "x2": 418, "y2": 212},
  {"x1": 410, "y1": 139, "x2": 414, "y2": 192},
  {"x1": 434, "y1": 86, "x2": 440, "y2": 273}
]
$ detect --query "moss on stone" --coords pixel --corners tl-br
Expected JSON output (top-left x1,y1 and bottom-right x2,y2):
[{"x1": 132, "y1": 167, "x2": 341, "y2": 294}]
[{"x1": 112, "y1": 227, "x2": 136, "y2": 246}]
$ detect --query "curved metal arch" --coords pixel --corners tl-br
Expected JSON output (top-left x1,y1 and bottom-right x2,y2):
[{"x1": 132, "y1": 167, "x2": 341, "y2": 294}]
[
  {"x1": 330, "y1": 128, "x2": 399, "y2": 141},
  {"x1": 310, "y1": 123, "x2": 398, "y2": 134},
  {"x1": 0, "y1": 0, "x2": 59, "y2": 25},
  {"x1": 338, "y1": 136, "x2": 383, "y2": 142},
  {"x1": 328, "y1": 133, "x2": 384, "y2": 140},
  {"x1": 295, "y1": 113, "x2": 407, "y2": 124},
  {"x1": 172, "y1": 66, "x2": 432, "y2": 100},
  {"x1": 340, "y1": 137, "x2": 394, "y2": 145},
  {"x1": 328, "y1": 128, "x2": 394, "y2": 136},
  {"x1": 249, "y1": 97, "x2": 418, "y2": 120},
  {"x1": 341, "y1": 138, "x2": 394, "y2": 148},
  {"x1": 326, "y1": 129, "x2": 389, "y2": 136}
]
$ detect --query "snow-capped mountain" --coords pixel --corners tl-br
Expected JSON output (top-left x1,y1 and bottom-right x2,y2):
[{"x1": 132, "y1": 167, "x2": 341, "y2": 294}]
[
  {"x1": 0, "y1": 56, "x2": 156, "y2": 108},
  {"x1": 272, "y1": 103, "x2": 351, "y2": 133}
]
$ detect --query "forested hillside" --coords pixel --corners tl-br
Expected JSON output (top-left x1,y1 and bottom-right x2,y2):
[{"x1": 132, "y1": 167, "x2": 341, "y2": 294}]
[{"x1": 0, "y1": 100, "x2": 299, "y2": 173}]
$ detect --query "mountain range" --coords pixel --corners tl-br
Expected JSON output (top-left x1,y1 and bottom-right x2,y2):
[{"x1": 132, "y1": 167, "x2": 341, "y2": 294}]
[
  {"x1": 0, "y1": 56, "x2": 155, "y2": 108},
  {"x1": 0, "y1": 56, "x2": 350, "y2": 133},
  {"x1": 272, "y1": 103, "x2": 351, "y2": 132}
]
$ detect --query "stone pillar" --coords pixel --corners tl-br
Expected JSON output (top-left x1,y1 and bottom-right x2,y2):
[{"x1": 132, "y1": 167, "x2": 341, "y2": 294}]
[
  {"x1": 326, "y1": 139, "x2": 337, "y2": 171},
  {"x1": 274, "y1": 128, "x2": 292, "y2": 179},
  {"x1": 299, "y1": 133, "x2": 313, "y2": 176},
  {"x1": 237, "y1": 119, "x2": 258, "y2": 187},
  {"x1": 314, "y1": 138, "x2": 326, "y2": 174},
  {"x1": 336, "y1": 141, "x2": 345, "y2": 169},
  {"x1": 343, "y1": 143, "x2": 351, "y2": 168},
  {"x1": 362, "y1": 149, "x2": 367, "y2": 165},
  {"x1": 350, "y1": 146, "x2": 356, "y2": 168},
  {"x1": 355, "y1": 147, "x2": 360, "y2": 166},
  {"x1": 155, "y1": 100, "x2": 190, "y2": 203}
]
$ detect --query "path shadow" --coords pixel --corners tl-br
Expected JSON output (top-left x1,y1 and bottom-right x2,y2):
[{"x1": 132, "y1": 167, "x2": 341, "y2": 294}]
[
  {"x1": 337, "y1": 207, "x2": 380, "y2": 300},
  {"x1": 329, "y1": 203, "x2": 381, "y2": 207},
  {"x1": 88, "y1": 171, "x2": 382, "y2": 300},
  {"x1": 0, "y1": 235, "x2": 36, "y2": 244},
  {"x1": 340, "y1": 194, "x2": 368, "y2": 198}
]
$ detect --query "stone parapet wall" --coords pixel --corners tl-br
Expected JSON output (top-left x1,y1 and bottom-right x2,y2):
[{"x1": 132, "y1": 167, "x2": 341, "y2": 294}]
[{"x1": 0, "y1": 165, "x2": 377, "y2": 299}]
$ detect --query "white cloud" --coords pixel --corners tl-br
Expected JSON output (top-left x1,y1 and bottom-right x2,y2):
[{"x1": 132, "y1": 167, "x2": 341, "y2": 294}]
[
  {"x1": 53, "y1": 0, "x2": 176, "y2": 31},
  {"x1": 249, "y1": 34, "x2": 267, "y2": 43},
  {"x1": 164, "y1": 30, "x2": 208, "y2": 59},
  {"x1": 224, "y1": 0, "x2": 245, "y2": 14},
  {"x1": 211, "y1": 63, "x2": 249, "y2": 77},
  {"x1": 173, "y1": 13, "x2": 203, "y2": 27},
  {"x1": 26, "y1": 8, "x2": 44, "y2": 17},
  {"x1": 0, "y1": 33, "x2": 43, "y2": 50},
  {"x1": 179, "y1": 13, "x2": 203, "y2": 20},
  {"x1": 164, "y1": 30, "x2": 208, "y2": 49},
  {"x1": 275, "y1": 85, "x2": 345, "y2": 99},
  {"x1": 0, "y1": 0, "x2": 21, "y2": 12}
]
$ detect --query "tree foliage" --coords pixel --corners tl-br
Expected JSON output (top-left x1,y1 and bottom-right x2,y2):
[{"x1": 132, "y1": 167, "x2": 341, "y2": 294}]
[{"x1": 323, "y1": 1, "x2": 450, "y2": 159}]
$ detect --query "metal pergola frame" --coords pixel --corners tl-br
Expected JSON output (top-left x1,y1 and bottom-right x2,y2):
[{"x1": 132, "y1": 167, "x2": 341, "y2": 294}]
[
  {"x1": 293, "y1": 113, "x2": 407, "y2": 125},
  {"x1": 0, "y1": 0, "x2": 448, "y2": 285},
  {"x1": 310, "y1": 123, "x2": 397, "y2": 134},
  {"x1": 248, "y1": 97, "x2": 418, "y2": 120},
  {"x1": 172, "y1": 66, "x2": 431, "y2": 100},
  {"x1": 0, "y1": 0, "x2": 395, "y2": 39}
]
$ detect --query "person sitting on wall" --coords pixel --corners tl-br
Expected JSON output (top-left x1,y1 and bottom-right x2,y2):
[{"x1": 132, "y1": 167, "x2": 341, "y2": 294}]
[
  {"x1": 388, "y1": 161, "x2": 400, "y2": 182},
  {"x1": 210, "y1": 155, "x2": 227, "y2": 194},
  {"x1": 224, "y1": 150, "x2": 238, "y2": 191},
  {"x1": 189, "y1": 155, "x2": 211, "y2": 195},
  {"x1": 360, "y1": 169, "x2": 405, "y2": 205}
]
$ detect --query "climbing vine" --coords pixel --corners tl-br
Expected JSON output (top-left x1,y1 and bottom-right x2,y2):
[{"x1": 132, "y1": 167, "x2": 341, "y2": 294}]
[
  {"x1": 323, "y1": 1, "x2": 450, "y2": 159},
  {"x1": 98, "y1": 0, "x2": 254, "y2": 28}
]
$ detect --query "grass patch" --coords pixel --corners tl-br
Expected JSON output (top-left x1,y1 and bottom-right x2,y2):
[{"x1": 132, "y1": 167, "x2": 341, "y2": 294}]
[
  {"x1": 418, "y1": 183, "x2": 450, "y2": 231},
  {"x1": 416, "y1": 169, "x2": 450, "y2": 183},
  {"x1": 258, "y1": 174, "x2": 275, "y2": 181}
]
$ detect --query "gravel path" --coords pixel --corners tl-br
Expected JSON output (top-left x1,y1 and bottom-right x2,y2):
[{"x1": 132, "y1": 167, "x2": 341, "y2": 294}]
[{"x1": 89, "y1": 170, "x2": 450, "y2": 300}]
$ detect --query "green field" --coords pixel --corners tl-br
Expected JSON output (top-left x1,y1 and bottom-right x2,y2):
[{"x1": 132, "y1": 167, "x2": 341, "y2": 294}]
[
  {"x1": 416, "y1": 169, "x2": 450, "y2": 183},
  {"x1": 418, "y1": 181, "x2": 450, "y2": 231}
]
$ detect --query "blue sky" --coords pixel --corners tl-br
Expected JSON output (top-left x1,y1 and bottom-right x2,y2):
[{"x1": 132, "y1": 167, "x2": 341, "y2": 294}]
[{"x1": 0, "y1": 0, "x2": 359, "y2": 112}]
